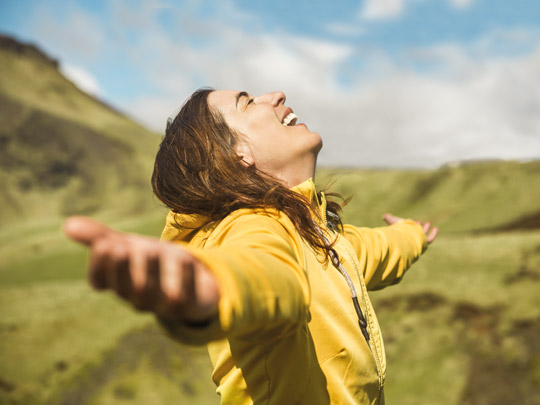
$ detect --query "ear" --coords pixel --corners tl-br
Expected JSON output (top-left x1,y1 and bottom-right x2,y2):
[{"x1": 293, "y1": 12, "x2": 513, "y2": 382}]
[{"x1": 235, "y1": 142, "x2": 255, "y2": 168}]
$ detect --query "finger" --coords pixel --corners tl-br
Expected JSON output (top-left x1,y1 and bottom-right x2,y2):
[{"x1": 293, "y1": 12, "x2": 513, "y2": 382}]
[
  {"x1": 159, "y1": 246, "x2": 182, "y2": 304},
  {"x1": 64, "y1": 216, "x2": 114, "y2": 246},
  {"x1": 130, "y1": 246, "x2": 148, "y2": 308},
  {"x1": 88, "y1": 237, "x2": 111, "y2": 290},
  {"x1": 129, "y1": 243, "x2": 159, "y2": 311},
  {"x1": 178, "y1": 255, "x2": 196, "y2": 314},
  {"x1": 107, "y1": 242, "x2": 132, "y2": 300},
  {"x1": 422, "y1": 222, "x2": 431, "y2": 234},
  {"x1": 156, "y1": 246, "x2": 186, "y2": 319},
  {"x1": 426, "y1": 227, "x2": 439, "y2": 244},
  {"x1": 141, "y1": 254, "x2": 161, "y2": 311},
  {"x1": 192, "y1": 259, "x2": 220, "y2": 318},
  {"x1": 382, "y1": 213, "x2": 403, "y2": 225},
  {"x1": 115, "y1": 261, "x2": 134, "y2": 300}
]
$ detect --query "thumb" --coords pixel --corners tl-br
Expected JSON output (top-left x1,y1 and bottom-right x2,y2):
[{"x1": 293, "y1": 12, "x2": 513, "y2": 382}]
[{"x1": 63, "y1": 216, "x2": 114, "y2": 246}]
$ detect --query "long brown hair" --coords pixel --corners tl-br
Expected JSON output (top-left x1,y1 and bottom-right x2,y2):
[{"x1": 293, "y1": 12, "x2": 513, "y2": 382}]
[{"x1": 151, "y1": 88, "x2": 344, "y2": 259}]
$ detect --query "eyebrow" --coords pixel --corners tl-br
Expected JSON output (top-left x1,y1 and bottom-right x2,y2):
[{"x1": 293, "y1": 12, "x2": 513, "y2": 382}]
[{"x1": 235, "y1": 91, "x2": 249, "y2": 108}]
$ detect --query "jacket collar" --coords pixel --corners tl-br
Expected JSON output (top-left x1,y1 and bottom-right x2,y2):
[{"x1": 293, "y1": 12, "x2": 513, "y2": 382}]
[
  {"x1": 291, "y1": 177, "x2": 316, "y2": 201},
  {"x1": 291, "y1": 178, "x2": 327, "y2": 224},
  {"x1": 161, "y1": 178, "x2": 326, "y2": 242}
]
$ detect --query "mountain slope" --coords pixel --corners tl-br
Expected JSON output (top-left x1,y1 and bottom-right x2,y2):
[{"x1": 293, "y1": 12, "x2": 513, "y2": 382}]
[
  {"x1": 317, "y1": 160, "x2": 540, "y2": 233},
  {"x1": 0, "y1": 35, "x2": 157, "y2": 152},
  {"x1": 0, "y1": 35, "x2": 161, "y2": 227}
]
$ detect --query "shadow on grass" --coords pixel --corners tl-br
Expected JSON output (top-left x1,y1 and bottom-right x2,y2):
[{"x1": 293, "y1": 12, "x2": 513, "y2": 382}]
[
  {"x1": 59, "y1": 324, "x2": 214, "y2": 405},
  {"x1": 376, "y1": 286, "x2": 540, "y2": 405},
  {"x1": 474, "y1": 210, "x2": 540, "y2": 234}
]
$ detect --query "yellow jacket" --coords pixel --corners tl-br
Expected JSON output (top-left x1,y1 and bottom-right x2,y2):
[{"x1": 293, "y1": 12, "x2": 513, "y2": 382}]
[{"x1": 160, "y1": 178, "x2": 427, "y2": 404}]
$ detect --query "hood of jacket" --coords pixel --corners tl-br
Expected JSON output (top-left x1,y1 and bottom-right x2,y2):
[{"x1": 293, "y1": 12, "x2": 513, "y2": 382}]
[{"x1": 160, "y1": 178, "x2": 326, "y2": 243}]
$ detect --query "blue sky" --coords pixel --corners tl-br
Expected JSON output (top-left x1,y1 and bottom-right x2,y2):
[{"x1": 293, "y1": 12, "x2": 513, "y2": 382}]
[{"x1": 1, "y1": 0, "x2": 540, "y2": 167}]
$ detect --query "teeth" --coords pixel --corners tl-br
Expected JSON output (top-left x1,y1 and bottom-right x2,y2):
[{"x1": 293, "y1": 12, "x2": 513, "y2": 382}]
[{"x1": 282, "y1": 112, "x2": 298, "y2": 126}]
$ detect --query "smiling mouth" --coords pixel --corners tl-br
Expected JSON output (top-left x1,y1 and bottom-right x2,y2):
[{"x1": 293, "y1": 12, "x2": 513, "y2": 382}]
[{"x1": 282, "y1": 112, "x2": 298, "y2": 126}]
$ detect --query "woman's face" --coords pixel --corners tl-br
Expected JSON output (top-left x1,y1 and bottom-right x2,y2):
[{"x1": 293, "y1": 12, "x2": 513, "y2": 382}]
[{"x1": 208, "y1": 90, "x2": 323, "y2": 188}]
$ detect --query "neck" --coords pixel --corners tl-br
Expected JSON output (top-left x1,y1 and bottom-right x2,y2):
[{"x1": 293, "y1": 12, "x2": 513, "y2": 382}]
[{"x1": 278, "y1": 157, "x2": 317, "y2": 189}]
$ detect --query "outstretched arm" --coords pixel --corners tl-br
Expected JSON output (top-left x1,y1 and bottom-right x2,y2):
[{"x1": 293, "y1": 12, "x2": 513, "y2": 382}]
[
  {"x1": 381, "y1": 213, "x2": 438, "y2": 244},
  {"x1": 342, "y1": 213, "x2": 438, "y2": 291},
  {"x1": 63, "y1": 216, "x2": 220, "y2": 324}
]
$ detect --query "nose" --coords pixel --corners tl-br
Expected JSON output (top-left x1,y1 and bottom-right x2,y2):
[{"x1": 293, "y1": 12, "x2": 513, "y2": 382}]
[{"x1": 254, "y1": 91, "x2": 286, "y2": 106}]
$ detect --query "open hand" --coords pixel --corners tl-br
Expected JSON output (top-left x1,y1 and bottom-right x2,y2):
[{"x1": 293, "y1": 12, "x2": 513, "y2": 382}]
[
  {"x1": 382, "y1": 213, "x2": 438, "y2": 244},
  {"x1": 63, "y1": 217, "x2": 219, "y2": 323}
]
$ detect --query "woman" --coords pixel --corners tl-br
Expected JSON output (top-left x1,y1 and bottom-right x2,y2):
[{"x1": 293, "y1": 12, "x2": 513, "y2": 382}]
[{"x1": 65, "y1": 88, "x2": 437, "y2": 404}]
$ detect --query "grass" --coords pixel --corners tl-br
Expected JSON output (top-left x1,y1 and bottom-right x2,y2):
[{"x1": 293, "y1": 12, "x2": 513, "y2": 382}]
[
  {"x1": 0, "y1": 281, "x2": 216, "y2": 405},
  {"x1": 316, "y1": 160, "x2": 540, "y2": 233},
  {"x1": 83, "y1": 330, "x2": 217, "y2": 405},
  {"x1": 371, "y1": 230, "x2": 540, "y2": 404},
  {"x1": 0, "y1": 208, "x2": 166, "y2": 286},
  {"x1": 1, "y1": 210, "x2": 539, "y2": 404},
  {"x1": 0, "y1": 281, "x2": 151, "y2": 403},
  {"x1": 0, "y1": 211, "x2": 212, "y2": 405}
]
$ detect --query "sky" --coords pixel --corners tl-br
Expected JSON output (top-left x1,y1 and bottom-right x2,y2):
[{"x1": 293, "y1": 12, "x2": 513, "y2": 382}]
[{"x1": 1, "y1": 0, "x2": 540, "y2": 167}]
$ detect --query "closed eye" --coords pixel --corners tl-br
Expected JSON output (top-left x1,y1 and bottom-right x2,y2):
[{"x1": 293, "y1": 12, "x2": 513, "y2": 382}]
[{"x1": 242, "y1": 98, "x2": 254, "y2": 111}]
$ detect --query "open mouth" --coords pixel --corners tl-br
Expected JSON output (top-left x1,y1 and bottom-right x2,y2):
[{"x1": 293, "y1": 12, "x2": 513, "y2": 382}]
[{"x1": 282, "y1": 112, "x2": 298, "y2": 126}]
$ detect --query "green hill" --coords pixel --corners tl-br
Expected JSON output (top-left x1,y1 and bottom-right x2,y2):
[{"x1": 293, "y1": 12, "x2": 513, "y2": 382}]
[
  {"x1": 0, "y1": 35, "x2": 539, "y2": 405},
  {"x1": 0, "y1": 34, "x2": 160, "y2": 227},
  {"x1": 317, "y1": 160, "x2": 540, "y2": 233}
]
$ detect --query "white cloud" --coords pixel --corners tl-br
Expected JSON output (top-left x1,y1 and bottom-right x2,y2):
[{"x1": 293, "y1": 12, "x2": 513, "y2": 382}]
[
  {"x1": 324, "y1": 22, "x2": 365, "y2": 37},
  {"x1": 450, "y1": 0, "x2": 474, "y2": 9},
  {"x1": 125, "y1": 33, "x2": 353, "y2": 130},
  {"x1": 360, "y1": 0, "x2": 405, "y2": 20},
  {"x1": 31, "y1": 4, "x2": 105, "y2": 61},
  {"x1": 128, "y1": 95, "x2": 179, "y2": 131},
  {"x1": 311, "y1": 42, "x2": 540, "y2": 167},
  {"x1": 60, "y1": 64, "x2": 103, "y2": 96}
]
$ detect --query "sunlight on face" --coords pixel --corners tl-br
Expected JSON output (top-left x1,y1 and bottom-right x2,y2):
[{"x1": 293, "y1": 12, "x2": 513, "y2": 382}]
[{"x1": 208, "y1": 90, "x2": 323, "y2": 188}]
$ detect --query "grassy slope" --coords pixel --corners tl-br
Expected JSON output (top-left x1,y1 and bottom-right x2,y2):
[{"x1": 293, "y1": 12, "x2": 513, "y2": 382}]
[
  {"x1": 0, "y1": 36, "x2": 160, "y2": 227},
  {"x1": 373, "y1": 231, "x2": 540, "y2": 405},
  {"x1": 0, "y1": 37, "x2": 157, "y2": 154},
  {"x1": 316, "y1": 160, "x2": 540, "y2": 233},
  {"x1": 0, "y1": 213, "x2": 219, "y2": 405}
]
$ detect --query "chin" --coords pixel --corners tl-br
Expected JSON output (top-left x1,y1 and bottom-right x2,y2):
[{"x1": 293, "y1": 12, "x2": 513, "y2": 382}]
[{"x1": 310, "y1": 132, "x2": 323, "y2": 154}]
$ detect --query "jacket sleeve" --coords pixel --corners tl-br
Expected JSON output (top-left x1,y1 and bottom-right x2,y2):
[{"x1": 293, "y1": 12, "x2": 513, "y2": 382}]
[
  {"x1": 159, "y1": 213, "x2": 310, "y2": 345},
  {"x1": 341, "y1": 219, "x2": 427, "y2": 291}
]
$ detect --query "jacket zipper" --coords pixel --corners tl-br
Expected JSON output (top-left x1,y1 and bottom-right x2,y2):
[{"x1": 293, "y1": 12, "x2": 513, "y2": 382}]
[
  {"x1": 328, "y1": 249, "x2": 372, "y2": 345},
  {"x1": 340, "y1": 241, "x2": 384, "y2": 391},
  {"x1": 316, "y1": 227, "x2": 383, "y2": 388},
  {"x1": 318, "y1": 193, "x2": 383, "y2": 391}
]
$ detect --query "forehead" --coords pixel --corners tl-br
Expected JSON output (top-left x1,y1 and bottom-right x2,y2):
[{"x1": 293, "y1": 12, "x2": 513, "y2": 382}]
[{"x1": 207, "y1": 90, "x2": 242, "y2": 115}]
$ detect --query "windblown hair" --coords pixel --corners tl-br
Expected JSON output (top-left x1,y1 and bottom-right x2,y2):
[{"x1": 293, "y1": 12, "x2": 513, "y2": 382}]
[{"x1": 151, "y1": 88, "x2": 345, "y2": 259}]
